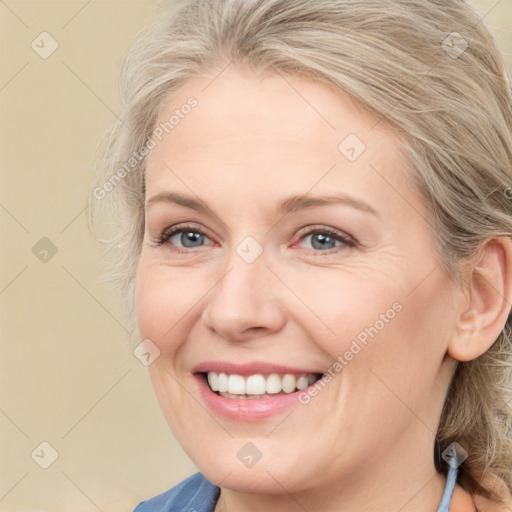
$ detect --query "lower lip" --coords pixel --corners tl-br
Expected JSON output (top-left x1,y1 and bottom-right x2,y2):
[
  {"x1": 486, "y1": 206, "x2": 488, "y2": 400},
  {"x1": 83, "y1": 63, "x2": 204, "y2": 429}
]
[{"x1": 194, "y1": 373, "x2": 310, "y2": 421}]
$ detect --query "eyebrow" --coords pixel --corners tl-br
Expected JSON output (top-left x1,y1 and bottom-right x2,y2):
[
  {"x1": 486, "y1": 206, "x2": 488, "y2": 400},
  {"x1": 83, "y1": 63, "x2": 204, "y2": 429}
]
[
  {"x1": 145, "y1": 192, "x2": 379, "y2": 218},
  {"x1": 277, "y1": 193, "x2": 379, "y2": 217}
]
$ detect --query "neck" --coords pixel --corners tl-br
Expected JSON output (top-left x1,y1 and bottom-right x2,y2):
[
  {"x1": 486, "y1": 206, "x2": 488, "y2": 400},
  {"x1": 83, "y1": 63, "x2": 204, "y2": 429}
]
[
  {"x1": 216, "y1": 473, "x2": 446, "y2": 512},
  {"x1": 214, "y1": 438, "x2": 447, "y2": 512}
]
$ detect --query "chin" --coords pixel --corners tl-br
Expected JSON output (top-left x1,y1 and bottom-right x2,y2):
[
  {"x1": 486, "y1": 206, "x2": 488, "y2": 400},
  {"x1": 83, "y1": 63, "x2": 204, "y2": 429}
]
[{"x1": 190, "y1": 442, "x2": 307, "y2": 493}]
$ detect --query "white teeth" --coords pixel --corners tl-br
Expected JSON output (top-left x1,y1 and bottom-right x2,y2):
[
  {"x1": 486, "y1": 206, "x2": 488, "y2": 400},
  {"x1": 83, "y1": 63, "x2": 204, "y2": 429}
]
[
  {"x1": 307, "y1": 374, "x2": 318, "y2": 385},
  {"x1": 246, "y1": 374, "x2": 266, "y2": 395},
  {"x1": 228, "y1": 374, "x2": 246, "y2": 394},
  {"x1": 205, "y1": 371, "x2": 320, "y2": 396},
  {"x1": 218, "y1": 372, "x2": 229, "y2": 393},
  {"x1": 281, "y1": 374, "x2": 296, "y2": 393},
  {"x1": 266, "y1": 373, "x2": 282, "y2": 394},
  {"x1": 296, "y1": 376, "x2": 309, "y2": 390},
  {"x1": 207, "y1": 372, "x2": 219, "y2": 392}
]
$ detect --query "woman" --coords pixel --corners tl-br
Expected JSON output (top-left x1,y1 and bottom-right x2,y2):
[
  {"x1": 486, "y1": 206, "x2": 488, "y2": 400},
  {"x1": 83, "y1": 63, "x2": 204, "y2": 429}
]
[{"x1": 89, "y1": 0, "x2": 512, "y2": 510}]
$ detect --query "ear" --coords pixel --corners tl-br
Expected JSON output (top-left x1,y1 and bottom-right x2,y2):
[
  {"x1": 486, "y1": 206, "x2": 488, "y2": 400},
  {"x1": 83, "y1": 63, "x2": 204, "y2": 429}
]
[{"x1": 447, "y1": 237, "x2": 512, "y2": 362}]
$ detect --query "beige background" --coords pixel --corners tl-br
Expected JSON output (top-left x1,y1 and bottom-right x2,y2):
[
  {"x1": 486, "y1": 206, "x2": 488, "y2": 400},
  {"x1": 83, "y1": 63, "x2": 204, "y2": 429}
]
[{"x1": 0, "y1": 1, "x2": 511, "y2": 510}]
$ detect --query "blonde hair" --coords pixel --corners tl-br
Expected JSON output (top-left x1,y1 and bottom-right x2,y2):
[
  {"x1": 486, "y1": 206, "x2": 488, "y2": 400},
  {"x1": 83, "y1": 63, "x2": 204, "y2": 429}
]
[{"x1": 89, "y1": 0, "x2": 512, "y2": 502}]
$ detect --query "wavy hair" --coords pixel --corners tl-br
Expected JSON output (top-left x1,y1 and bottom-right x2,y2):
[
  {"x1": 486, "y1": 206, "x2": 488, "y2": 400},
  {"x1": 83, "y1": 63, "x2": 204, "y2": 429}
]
[{"x1": 88, "y1": 0, "x2": 512, "y2": 502}]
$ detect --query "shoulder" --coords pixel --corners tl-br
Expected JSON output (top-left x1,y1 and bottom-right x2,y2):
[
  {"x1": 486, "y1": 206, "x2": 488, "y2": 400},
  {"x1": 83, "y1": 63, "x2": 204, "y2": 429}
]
[
  {"x1": 452, "y1": 472, "x2": 512, "y2": 512},
  {"x1": 133, "y1": 472, "x2": 220, "y2": 512},
  {"x1": 451, "y1": 484, "x2": 477, "y2": 511},
  {"x1": 473, "y1": 472, "x2": 512, "y2": 512}
]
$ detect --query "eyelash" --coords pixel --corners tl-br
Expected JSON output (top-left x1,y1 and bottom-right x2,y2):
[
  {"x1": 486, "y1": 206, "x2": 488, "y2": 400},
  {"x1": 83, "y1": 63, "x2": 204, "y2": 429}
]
[
  {"x1": 153, "y1": 223, "x2": 356, "y2": 254},
  {"x1": 154, "y1": 223, "x2": 208, "y2": 249}
]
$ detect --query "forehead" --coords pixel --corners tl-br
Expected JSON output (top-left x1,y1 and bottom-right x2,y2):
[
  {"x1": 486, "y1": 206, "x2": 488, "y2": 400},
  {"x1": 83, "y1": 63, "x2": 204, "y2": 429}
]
[{"x1": 145, "y1": 66, "x2": 412, "y2": 212}]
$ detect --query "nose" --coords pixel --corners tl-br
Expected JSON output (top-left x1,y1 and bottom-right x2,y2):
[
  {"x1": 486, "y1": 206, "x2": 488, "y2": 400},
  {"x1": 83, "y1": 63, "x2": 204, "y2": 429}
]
[{"x1": 201, "y1": 252, "x2": 287, "y2": 343}]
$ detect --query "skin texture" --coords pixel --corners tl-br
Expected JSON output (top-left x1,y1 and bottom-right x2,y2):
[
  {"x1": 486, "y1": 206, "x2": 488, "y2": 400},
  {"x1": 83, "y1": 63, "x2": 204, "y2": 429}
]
[{"x1": 135, "y1": 65, "x2": 512, "y2": 512}]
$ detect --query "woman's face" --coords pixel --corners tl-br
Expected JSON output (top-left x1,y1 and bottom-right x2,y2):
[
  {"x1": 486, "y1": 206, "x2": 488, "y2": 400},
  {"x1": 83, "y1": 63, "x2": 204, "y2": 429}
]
[{"x1": 136, "y1": 66, "x2": 460, "y2": 497}]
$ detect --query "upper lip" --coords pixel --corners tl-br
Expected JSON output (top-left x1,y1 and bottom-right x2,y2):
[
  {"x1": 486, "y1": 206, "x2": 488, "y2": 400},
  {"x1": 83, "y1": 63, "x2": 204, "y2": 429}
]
[{"x1": 191, "y1": 361, "x2": 323, "y2": 376}]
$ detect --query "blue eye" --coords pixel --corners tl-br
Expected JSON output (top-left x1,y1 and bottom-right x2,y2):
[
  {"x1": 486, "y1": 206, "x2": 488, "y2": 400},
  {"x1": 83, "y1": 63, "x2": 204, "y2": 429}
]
[
  {"x1": 172, "y1": 230, "x2": 206, "y2": 248},
  {"x1": 303, "y1": 231, "x2": 338, "y2": 250},
  {"x1": 156, "y1": 224, "x2": 211, "y2": 249},
  {"x1": 296, "y1": 227, "x2": 355, "y2": 252},
  {"x1": 154, "y1": 224, "x2": 355, "y2": 254}
]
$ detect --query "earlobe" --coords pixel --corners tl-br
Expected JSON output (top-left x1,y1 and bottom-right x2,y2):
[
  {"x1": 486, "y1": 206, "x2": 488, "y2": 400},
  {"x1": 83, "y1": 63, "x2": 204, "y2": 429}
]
[{"x1": 447, "y1": 237, "x2": 512, "y2": 362}]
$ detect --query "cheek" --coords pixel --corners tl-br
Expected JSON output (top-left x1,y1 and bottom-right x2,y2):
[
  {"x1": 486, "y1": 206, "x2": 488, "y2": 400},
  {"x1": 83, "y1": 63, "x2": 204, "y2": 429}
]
[
  {"x1": 300, "y1": 264, "x2": 450, "y2": 386},
  {"x1": 135, "y1": 264, "x2": 205, "y2": 348},
  {"x1": 342, "y1": 272, "x2": 455, "y2": 406},
  {"x1": 284, "y1": 267, "x2": 405, "y2": 359}
]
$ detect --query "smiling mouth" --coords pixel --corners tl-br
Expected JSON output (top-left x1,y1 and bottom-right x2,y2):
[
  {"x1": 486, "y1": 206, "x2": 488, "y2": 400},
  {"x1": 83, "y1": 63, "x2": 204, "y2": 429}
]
[{"x1": 200, "y1": 371, "x2": 324, "y2": 399}]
